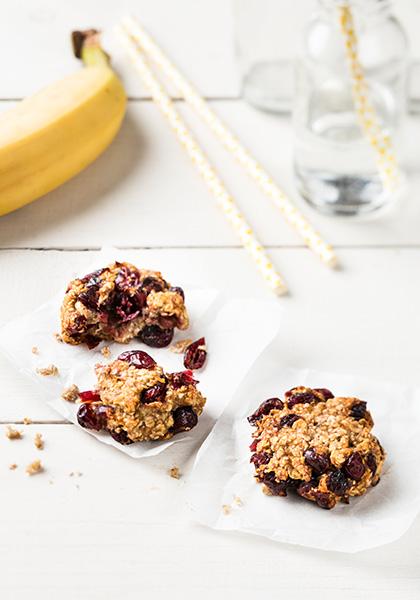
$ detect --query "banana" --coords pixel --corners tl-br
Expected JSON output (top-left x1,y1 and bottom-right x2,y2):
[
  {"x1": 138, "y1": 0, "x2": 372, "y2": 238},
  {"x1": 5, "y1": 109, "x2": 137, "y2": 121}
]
[{"x1": 0, "y1": 29, "x2": 126, "y2": 216}]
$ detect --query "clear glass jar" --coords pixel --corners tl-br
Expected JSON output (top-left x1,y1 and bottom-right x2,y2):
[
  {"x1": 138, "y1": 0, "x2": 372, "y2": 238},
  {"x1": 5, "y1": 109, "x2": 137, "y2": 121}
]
[
  {"x1": 233, "y1": 0, "x2": 294, "y2": 112},
  {"x1": 293, "y1": 0, "x2": 409, "y2": 216}
]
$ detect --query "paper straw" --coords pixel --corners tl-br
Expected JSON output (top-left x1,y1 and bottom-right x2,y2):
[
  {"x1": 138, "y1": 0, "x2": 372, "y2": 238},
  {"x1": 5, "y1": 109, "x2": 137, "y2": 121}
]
[
  {"x1": 121, "y1": 15, "x2": 337, "y2": 268},
  {"x1": 117, "y1": 28, "x2": 288, "y2": 295},
  {"x1": 338, "y1": 3, "x2": 401, "y2": 192}
]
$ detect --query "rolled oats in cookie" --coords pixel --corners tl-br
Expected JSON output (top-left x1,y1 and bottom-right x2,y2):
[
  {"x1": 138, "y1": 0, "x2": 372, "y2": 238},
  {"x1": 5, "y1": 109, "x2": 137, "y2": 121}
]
[
  {"x1": 60, "y1": 262, "x2": 188, "y2": 348},
  {"x1": 76, "y1": 350, "x2": 206, "y2": 444},
  {"x1": 248, "y1": 386, "x2": 385, "y2": 510}
]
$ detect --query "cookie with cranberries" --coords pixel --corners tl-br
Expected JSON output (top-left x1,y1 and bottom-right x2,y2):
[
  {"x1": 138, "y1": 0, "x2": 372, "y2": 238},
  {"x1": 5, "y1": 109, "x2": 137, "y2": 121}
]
[
  {"x1": 60, "y1": 262, "x2": 188, "y2": 348},
  {"x1": 248, "y1": 386, "x2": 385, "y2": 509},
  {"x1": 76, "y1": 350, "x2": 206, "y2": 444}
]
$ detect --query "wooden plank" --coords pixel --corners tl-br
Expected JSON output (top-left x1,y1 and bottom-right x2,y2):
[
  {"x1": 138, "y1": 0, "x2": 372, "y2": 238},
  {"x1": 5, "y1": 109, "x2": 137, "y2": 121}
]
[
  {"x1": 1, "y1": 247, "x2": 419, "y2": 419},
  {"x1": 0, "y1": 0, "x2": 238, "y2": 99},
  {"x1": 0, "y1": 424, "x2": 418, "y2": 599},
  {"x1": 0, "y1": 101, "x2": 419, "y2": 249},
  {"x1": 0, "y1": 1, "x2": 418, "y2": 101}
]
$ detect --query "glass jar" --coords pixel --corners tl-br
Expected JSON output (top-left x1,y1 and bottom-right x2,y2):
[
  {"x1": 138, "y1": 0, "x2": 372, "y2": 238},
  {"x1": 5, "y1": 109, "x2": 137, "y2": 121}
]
[
  {"x1": 232, "y1": 0, "x2": 294, "y2": 112},
  {"x1": 293, "y1": 0, "x2": 409, "y2": 216}
]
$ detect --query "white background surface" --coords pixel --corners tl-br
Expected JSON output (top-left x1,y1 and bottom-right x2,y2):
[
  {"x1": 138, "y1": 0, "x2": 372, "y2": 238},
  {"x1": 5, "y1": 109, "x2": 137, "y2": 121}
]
[{"x1": 0, "y1": 1, "x2": 419, "y2": 598}]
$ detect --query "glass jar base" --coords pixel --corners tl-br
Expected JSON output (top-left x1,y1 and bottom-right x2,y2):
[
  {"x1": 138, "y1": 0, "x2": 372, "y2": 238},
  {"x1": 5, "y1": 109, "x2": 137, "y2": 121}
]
[
  {"x1": 295, "y1": 167, "x2": 395, "y2": 217},
  {"x1": 242, "y1": 61, "x2": 292, "y2": 113}
]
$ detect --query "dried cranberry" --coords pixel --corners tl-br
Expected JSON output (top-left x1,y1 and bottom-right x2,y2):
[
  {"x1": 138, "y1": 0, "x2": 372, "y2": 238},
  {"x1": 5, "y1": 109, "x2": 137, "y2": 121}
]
[
  {"x1": 297, "y1": 480, "x2": 316, "y2": 498},
  {"x1": 279, "y1": 414, "x2": 300, "y2": 428},
  {"x1": 77, "y1": 403, "x2": 108, "y2": 431},
  {"x1": 105, "y1": 289, "x2": 145, "y2": 324},
  {"x1": 169, "y1": 286, "x2": 185, "y2": 300},
  {"x1": 249, "y1": 438, "x2": 259, "y2": 452},
  {"x1": 250, "y1": 452, "x2": 271, "y2": 468},
  {"x1": 78, "y1": 269, "x2": 106, "y2": 311},
  {"x1": 184, "y1": 337, "x2": 207, "y2": 370},
  {"x1": 314, "y1": 388, "x2": 334, "y2": 400},
  {"x1": 350, "y1": 400, "x2": 367, "y2": 420},
  {"x1": 84, "y1": 334, "x2": 100, "y2": 349},
  {"x1": 80, "y1": 268, "x2": 105, "y2": 284},
  {"x1": 109, "y1": 428, "x2": 134, "y2": 445},
  {"x1": 171, "y1": 406, "x2": 198, "y2": 433},
  {"x1": 366, "y1": 452, "x2": 377, "y2": 475},
  {"x1": 343, "y1": 452, "x2": 366, "y2": 481},
  {"x1": 115, "y1": 265, "x2": 140, "y2": 291},
  {"x1": 260, "y1": 472, "x2": 288, "y2": 496},
  {"x1": 78, "y1": 286, "x2": 100, "y2": 311},
  {"x1": 141, "y1": 381, "x2": 167, "y2": 404},
  {"x1": 315, "y1": 492, "x2": 335, "y2": 510},
  {"x1": 141, "y1": 276, "x2": 165, "y2": 294},
  {"x1": 327, "y1": 470, "x2": 349, "y2": 496},
  {"x1": 287, "y1": 391, "x2": 318, "y2": 409},
  {"x1": 247, "y1": 398, "x2": 284, "y2": 425},
  {"x1": 304, "y1": 448, "x2": 330, "y2": 474},
  {"x1": 79, "y1": 390, "x2": 101, "y2": 403},
  {"x1": 139, "y1": 325, "x2": 174, "y2": 348},
  {"x1": 117, "y1": 350, "x2": 156, "y2": 369},
  {"x1": 170, "y1": 370, "x2": 197, "y2": 389}
]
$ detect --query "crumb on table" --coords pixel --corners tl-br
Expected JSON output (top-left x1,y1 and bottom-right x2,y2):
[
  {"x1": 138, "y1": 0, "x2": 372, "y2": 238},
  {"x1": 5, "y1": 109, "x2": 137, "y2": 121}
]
[
  {"x1": 9, "y1": 464, "x2": 18, "y2": 470},
  {"x1": 61, "y1": 384, "x2": 80, "y2": 403},
  {"x1": 170, "y1": 338, "x2": 193, "y2": 354},
  {"x1": 169, "y1": 466, "x2": 181, "y2": 479},
  {"x1": 26, "y1": 460, "x2": 43, "y2": 476},
  {"x1": 54, "y1": 332, "x2": 63, "y2": 343},
  {"x1": 6, "y1": 426, "x2": 22, "y2": 440},
  {"x1": 34, "y1": 433, "x2": 44, "y2": 450},
  {"x1": 23, "y1": 417, "x2": 32, "y2": 425},
  {"x1": 36, "y1": 364, "x2": 59, "y2": 377},
  {"x1": 222, "y1": 504, "x2": 231, "y2": 515},
  {"x1": 101, "y1": 346, "x2": 111, "y2": 358},
  {"x1": 233, "y1": 496, "x2": 244, "y2": 507},
  {"x1": 31, "y1": 346, "x2": 39, "y2": 354}
]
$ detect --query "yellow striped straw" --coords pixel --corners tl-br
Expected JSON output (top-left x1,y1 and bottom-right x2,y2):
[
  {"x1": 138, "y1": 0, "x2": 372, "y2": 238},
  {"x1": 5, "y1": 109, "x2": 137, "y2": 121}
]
[
  {"x1": 117, "y1": 27, "x2": 288, "y2": 295},
  {"x1": 338, "y1": 2, "x2": 401, "y2": 192},
  {"x1": 121, "y1": 15, "x2": 337, "y2": 269}
]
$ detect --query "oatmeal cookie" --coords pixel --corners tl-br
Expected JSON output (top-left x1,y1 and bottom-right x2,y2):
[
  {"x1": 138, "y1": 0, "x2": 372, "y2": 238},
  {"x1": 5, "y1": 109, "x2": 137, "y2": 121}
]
[
  {"x1": 76, "y1": 350, "x2": 206, "y2": 444},
  {"x1": 248, "y1": 387, "x2": 385, "y2": 509},
  {"x1": 60, "y1": 262, "x2": 188, "y2": 348}
]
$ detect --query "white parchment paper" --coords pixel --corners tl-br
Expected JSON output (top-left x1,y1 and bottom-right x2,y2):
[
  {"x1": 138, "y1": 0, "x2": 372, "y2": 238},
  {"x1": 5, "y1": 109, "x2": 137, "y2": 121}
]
[
  {"x1": 187, "y1": 348, "x2": 420, "y2": 552},
  {"x1": 0, "y1": 248, "x2": 283, "y2": 459}
]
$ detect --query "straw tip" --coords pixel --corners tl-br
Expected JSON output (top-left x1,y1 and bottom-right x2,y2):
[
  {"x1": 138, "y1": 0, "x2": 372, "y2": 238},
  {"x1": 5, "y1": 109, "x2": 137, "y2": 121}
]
[{"x1": 273, "y1": 283, "x2": 288, "y2": 297}]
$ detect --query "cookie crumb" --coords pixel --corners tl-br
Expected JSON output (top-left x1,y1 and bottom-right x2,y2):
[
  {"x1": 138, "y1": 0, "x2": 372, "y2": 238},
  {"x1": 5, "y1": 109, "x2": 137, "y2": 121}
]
[
  {"x1": 6, "y1": 426, "x2": 22, "y2": 440},
  {"x1": 170, "y1": 338, "x2": 193, "y2": 354},
  {"x1": 26, "y1": 460, "x2": 43, "y2": 476},
  {"x1": 9, "y1": 463, "x2": 18, "y2": 470},
  {"x1": 31, "y1": 346, "x2": 39, "y2": 354},
  {"x1": 34, "y1": 433, "x2": 44, "y2": 450},
  {"x1": 49, "y1": 480, "x2": 54, "y2": 485},
  {"x1": 54, "y1": 332, "x2": 63, "y2": 343},
  {"x1": 69, "y1": 472, "x2": 74, "y2": 477},
  {"x1": 61, "y1": 384, "x2": 80, "y2": 403},
  {"x1": 222, "y1": 504, "x2": 231, "y2": 515},
  {"x1": 36, "y1": 364, "x2": 59, "y2": 377},
  {"x1": 169, "y1": 466, "x2": 181, "y2": 479},
  {"x1": 101, "y1": 346, "x2": 111, "y2": 358},
  {"x1": 23, "y1": 417, "x2": 32, "y2": 425},
  {"x1": 233, "y1": 496, "x2": 244, "y2": 507}
]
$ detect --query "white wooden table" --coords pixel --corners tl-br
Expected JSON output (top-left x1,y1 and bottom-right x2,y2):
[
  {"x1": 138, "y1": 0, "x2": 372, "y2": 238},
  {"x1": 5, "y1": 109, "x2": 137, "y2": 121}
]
[{"x1": 1, "y1": 1, "x2": 419, "y2": 598}]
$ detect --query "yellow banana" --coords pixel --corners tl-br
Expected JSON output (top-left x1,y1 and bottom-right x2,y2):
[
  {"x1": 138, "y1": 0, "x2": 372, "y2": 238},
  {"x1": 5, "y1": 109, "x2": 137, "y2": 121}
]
[{"x1": 0, "y1": 29, "x2": 126, "y2": 217}]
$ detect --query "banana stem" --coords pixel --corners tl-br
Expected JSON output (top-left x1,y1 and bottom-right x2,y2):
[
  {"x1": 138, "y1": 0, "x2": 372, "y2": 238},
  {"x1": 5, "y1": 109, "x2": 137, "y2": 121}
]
[{"x1": 71, "y1": 29, "x2": 110, "y2": 67}]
